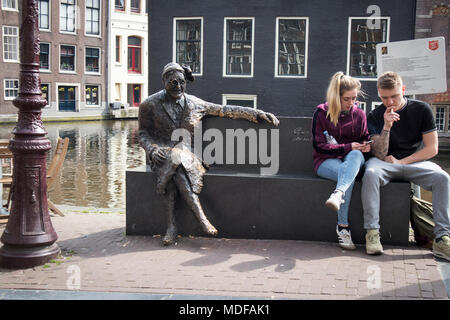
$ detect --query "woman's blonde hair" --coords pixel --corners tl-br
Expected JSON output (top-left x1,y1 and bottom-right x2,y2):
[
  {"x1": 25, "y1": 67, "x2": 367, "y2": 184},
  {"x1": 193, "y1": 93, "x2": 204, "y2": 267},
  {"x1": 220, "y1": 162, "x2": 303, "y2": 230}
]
[{"x1": 326, "y1": 71, "x2": 362, "y2": 126}]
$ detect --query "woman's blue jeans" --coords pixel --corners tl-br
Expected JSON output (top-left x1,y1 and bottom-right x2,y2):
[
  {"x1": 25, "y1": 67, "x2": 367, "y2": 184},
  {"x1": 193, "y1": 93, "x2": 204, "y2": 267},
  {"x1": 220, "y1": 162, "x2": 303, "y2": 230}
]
[{"x1": 316, "y1": 150, "x2": 365, "y2": 226}]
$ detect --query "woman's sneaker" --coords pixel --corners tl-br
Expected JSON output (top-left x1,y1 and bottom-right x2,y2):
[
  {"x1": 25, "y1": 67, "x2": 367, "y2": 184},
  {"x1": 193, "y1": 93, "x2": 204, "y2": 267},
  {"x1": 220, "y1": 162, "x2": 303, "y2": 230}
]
[
  {"x1": 336, "y1": 226, "x2": 356, "y2": 250},
  {"x1": 325, "y1": 191, "x2": 344, "y2": 212}
]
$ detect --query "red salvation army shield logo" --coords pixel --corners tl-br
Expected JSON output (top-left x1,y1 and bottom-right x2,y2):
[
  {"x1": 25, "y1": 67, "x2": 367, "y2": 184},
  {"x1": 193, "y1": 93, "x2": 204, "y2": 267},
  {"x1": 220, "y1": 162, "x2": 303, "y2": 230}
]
[{"x1": 428, "y1": 40, "x2": 439, "y2": 51}]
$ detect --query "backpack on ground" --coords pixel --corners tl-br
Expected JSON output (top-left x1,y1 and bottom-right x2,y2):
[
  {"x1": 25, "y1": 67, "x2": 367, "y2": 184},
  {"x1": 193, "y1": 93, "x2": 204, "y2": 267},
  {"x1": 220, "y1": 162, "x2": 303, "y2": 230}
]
[{"x1": 410, "y1": 196, "x2": 435, "y2": 248}]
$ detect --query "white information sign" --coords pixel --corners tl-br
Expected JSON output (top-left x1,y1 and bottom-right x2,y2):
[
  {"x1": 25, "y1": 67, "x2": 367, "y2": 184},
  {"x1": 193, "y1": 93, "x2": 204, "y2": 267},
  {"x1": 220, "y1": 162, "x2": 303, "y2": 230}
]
[{"x1": 376, "y1": 37, "x2": 447, "y2": 95}]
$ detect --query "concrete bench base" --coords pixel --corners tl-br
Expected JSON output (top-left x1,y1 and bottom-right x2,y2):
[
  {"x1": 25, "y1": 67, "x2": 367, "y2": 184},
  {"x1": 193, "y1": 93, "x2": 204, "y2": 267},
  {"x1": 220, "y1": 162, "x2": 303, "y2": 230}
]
[{"x1": 126, "y1": 168, "x2": 411, "y2": 246}]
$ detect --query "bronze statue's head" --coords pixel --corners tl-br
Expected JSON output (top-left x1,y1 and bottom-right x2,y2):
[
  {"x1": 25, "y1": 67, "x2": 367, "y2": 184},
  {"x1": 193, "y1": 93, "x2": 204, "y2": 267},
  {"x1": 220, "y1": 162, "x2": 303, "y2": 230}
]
[{"x1": 162, "y1": 62, "x2": 194, "y2": 100}]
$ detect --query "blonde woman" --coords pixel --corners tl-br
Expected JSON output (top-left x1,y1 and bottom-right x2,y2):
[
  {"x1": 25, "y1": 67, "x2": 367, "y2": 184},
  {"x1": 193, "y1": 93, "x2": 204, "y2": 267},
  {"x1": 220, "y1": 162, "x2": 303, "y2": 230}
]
[{"x1": 311, "y1": 72, "x2": 371, "y2": 249}]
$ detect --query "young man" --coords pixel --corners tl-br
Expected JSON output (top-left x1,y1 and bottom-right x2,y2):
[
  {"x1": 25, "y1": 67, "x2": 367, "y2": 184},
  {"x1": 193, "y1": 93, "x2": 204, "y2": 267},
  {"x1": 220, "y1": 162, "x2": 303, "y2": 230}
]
[{"x1": 362, "y1": 71, "x2": 450, "y2": 261}]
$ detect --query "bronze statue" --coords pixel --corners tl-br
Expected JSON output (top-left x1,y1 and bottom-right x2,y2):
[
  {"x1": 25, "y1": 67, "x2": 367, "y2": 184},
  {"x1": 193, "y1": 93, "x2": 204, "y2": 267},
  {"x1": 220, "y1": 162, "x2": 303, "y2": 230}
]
[{"x1": 138, "y1": 62, "x2": 279, "y2": 246}]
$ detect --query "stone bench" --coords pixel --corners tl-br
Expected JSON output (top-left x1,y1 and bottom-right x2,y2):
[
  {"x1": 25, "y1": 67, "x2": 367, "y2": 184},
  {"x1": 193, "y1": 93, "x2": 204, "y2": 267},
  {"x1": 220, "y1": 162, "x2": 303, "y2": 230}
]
[{"x1": 126, "y1": 117, "x2": 411, "y2": 245}]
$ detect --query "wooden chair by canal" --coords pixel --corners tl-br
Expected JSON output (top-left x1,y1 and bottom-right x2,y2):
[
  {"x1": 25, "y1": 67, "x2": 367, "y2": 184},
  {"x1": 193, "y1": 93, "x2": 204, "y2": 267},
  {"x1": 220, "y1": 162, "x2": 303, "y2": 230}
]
[{"x1": 0, "y1": 137, "x2": 69, "y2": 217}]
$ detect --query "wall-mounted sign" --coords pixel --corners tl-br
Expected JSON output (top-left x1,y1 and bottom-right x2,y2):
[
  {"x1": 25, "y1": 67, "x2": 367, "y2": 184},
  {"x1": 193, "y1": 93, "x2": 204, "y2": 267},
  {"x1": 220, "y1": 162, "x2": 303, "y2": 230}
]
[{"x1": 376, "y1": 37, "x2": 447, "y2": 95}]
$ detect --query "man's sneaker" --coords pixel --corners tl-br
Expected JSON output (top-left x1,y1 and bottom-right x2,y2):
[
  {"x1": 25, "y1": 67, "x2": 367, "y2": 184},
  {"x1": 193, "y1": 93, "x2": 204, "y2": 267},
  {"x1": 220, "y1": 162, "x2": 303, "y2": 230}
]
[
  {"x1": 336, "y1": 226, "x2": 356, "y2": 250},
  {"x1": 433, "y1": 235, "x2": 450, "y2": 262},
  {"x1": 365, "y1": 229, "x2": 383, "y2": 255},
  {"x1": 325, "y1": 191, "x2": 344, "y2": 212}
]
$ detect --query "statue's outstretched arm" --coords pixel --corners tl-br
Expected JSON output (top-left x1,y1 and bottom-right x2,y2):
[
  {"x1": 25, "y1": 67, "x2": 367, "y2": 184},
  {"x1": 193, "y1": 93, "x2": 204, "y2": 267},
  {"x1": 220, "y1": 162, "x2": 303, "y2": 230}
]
[{"x1": 203, "y1": 100, "x2": 279, "y2": 126}]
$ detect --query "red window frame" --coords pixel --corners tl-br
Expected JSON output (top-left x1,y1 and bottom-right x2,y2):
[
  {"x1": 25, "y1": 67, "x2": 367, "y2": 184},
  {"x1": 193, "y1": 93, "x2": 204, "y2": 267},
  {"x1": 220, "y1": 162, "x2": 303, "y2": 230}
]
[{"x1": 127, "y1": 37, "x2": 141, "y2": 73}]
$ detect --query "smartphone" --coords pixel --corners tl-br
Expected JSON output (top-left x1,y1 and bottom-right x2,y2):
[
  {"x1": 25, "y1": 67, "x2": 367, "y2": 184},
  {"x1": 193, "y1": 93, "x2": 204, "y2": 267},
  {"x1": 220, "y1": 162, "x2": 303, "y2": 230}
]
[{"x1": 364, "y1": 140, "x2": 374, "y2": 144}]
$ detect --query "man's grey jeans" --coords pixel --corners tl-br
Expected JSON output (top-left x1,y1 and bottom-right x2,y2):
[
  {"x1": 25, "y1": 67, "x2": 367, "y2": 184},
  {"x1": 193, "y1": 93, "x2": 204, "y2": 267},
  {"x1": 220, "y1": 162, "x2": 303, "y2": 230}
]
[{"x1": 362, "y1": 157, "x2": 450, "y2": 239}]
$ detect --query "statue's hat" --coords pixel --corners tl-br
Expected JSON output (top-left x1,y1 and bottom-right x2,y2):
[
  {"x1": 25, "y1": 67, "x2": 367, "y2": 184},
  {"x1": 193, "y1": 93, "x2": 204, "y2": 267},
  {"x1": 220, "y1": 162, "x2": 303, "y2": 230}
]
[{"x1": 162, "y1": 62, "x2": 184, "y2": 79}]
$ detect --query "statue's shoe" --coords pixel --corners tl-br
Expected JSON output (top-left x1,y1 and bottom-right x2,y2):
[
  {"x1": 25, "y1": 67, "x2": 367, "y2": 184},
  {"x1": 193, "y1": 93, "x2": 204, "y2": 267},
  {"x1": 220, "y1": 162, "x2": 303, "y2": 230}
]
[
  {"x1": 162, "y1": 225, "x2": 177, "y2": 246},
  {"x1": 202, "y1": 222, "x2": 218, "y2": 236}
]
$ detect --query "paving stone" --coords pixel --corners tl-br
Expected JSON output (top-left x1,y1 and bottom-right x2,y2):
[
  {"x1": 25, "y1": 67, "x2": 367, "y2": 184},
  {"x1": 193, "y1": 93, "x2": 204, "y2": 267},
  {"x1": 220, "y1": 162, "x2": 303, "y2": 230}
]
[{"x1": 0, "y1": 210, "x2": 447, "y2": 300}]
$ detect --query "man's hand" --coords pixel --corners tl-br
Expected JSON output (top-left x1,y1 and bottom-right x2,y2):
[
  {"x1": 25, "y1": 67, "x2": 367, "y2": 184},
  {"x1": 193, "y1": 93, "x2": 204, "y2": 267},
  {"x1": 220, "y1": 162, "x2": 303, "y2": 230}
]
[
  {"x1": 384, "y1": 155, "x2": 402, "y2": 164},
  {"x1": 258, "y1": 111, "x2": 280, "y2": 126},
  {"x1": 149, "y1": 147, "x2": 168, "y2": 166},
  {"x1": 383, "y1": 106, "x2": 400, "y2": 130}
]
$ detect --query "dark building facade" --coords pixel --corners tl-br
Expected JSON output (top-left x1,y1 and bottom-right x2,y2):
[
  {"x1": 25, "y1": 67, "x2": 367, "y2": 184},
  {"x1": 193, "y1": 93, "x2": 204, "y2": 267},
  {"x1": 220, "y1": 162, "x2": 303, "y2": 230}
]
[{"x1": 147, "y1": 0, "x2": 416, "y2": 117}]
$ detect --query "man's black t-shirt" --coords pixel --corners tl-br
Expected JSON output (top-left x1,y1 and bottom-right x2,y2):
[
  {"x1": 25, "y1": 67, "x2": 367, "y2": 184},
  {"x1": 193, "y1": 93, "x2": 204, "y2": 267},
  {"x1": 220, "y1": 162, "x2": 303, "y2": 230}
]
[{"x1": 367, "y1": 99, "x2": 437, "y2": 160}]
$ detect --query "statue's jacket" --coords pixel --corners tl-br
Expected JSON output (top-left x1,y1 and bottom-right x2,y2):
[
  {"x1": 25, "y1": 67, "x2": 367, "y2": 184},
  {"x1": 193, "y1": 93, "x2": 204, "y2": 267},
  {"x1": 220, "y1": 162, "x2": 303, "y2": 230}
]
[{"x1": 138, "y1": 90, "x2": 262, "y2": 195}]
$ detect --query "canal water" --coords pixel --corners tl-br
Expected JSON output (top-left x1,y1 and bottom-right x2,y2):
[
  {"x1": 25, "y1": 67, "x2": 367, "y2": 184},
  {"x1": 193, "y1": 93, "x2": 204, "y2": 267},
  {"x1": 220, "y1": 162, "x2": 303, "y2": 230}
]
[
  {"x1": 0, "y1": 119, "x2": 449, "y2": 209},
  {"x1": 0, "y1": 120, "x2": 146, "y2": 209}
]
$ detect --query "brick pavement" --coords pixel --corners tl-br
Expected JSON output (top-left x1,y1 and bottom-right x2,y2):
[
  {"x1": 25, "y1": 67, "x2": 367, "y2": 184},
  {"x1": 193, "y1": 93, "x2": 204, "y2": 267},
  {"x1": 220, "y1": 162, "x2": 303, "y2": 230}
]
[{"x1": 0, "y1": 206, "x2": 448, "y2": 300}]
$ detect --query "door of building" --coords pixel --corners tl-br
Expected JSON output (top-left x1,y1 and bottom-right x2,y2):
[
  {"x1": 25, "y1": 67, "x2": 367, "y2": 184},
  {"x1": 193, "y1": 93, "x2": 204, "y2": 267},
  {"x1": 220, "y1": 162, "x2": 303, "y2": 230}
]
[
  {"x1": 58, "y1": 86, "x2": 76, "y2": 112},
  {"x1": 127, "y1": 84, "x2": 141, "y2": 107}
]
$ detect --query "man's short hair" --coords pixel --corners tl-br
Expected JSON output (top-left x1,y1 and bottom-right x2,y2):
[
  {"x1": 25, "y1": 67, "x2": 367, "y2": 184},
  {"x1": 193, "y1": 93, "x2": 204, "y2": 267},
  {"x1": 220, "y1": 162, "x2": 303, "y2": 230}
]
[{"x1": 377, "y1": 71, "x2": 403, "y2": 89}]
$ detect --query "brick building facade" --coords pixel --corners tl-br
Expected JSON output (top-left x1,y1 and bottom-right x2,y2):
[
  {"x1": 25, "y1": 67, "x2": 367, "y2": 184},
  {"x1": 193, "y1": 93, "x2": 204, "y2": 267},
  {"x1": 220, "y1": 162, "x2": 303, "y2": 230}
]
[
  {"x1": 0, "y1": 0, "x2": 21, "y2": 118},
  {"x1": 0, "y1": 0, "x2": 108, "y2": 120}
]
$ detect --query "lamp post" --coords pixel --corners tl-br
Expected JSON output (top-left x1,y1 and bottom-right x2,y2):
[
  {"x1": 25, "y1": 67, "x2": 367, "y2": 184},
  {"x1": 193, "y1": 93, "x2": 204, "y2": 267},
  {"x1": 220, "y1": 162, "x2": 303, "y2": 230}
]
[{"x1": 0, "y1": 0, "x2": 60, "y2": 269}]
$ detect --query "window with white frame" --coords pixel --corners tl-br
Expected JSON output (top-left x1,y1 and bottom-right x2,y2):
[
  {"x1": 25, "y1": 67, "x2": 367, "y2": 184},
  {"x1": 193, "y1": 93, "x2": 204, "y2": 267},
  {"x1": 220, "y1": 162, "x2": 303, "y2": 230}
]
[
  {"x1": 4, "y1": 79, "x2": 19, "y2": 100},
  {"x1": 224, "y1": 18, "x2": 254, "y2": 77},
  {"x1": 2, "y1": 0, "x2": 17, "y2": 10},
  {"x1": 2, "y1": 26, "x2": 19, "y2": 62},
  {"x1": 115, "y1": 36, "x2": 121, "y2": 63},
  {"x1": 60, "y1": 45, "x2": 76, "y2": 72},
  {"x1": 40, "y1": 42, "x2": 50, "y2": 70},
  {"x1": 40, "y1": 83, "x2": 50, "y2": 106},
  {"x1": 114, "y1": 83, "x2": 121, "y2": 101},
  {"x1": 435, "y1": 106, "x2": 446, "y2": 133},
  {"x1": 86, "y1": 0, "x2": 100, "y2": 36},
  {"x1": 38, "y1": 0, "x2": 50, "y2": 30},
  {"x1": 174, "y1": 18, "x2": 202, "y2": 75},
  {"x1": 85, "y1": 47, "x2": 100, "y2": 73},
  {"x1": 371, "y1": 101, "x2": 382, "y2": 111},
  {"x1": 115, "y1": 0, "x2": 124, "y2": 11},
  {"x1": 85, "y1": 85, "x2": 99, "y2": 105},
  {"x1": 447, "y1": 107, "x2": 450, "y2": 133},
  {"x1": 276, "y1": 17, "x2": 308, "y2": 77},
  {"x1": 130, "y1": 0, "x2": 140, "y2": 13},
  {"x1": 222, "y1": 94, "x2": 257, "y2": 109},
  {"x1": 433, "y1": 105, "x2": 450, "y2": 134},
  {"x1": 358, "y1": 101, "x2": 366, "y2": 112},
  {"x1": 347, "y1": 17, "x2": 389, "y2": 79},
  {"x1": 60, "y1": 0, "x2": 76, "y2": 33}
]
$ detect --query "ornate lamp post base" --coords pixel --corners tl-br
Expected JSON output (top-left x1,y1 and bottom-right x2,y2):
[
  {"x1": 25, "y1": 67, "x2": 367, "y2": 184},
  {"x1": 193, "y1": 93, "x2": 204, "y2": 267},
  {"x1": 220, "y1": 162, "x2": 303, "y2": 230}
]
[
  {"x1": 0, "y1": 0, "x2": 60, "y2": 269},
  {"x1": 0, "y1": 244, "x2": 60, "y2": 269}
]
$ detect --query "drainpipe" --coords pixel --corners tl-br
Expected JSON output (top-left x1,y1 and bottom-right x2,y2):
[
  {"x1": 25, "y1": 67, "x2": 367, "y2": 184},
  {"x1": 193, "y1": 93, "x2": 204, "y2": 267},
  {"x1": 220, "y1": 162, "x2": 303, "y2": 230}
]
[{"x1": 105, "y1": 0, "x2": 110, "y2": 118}]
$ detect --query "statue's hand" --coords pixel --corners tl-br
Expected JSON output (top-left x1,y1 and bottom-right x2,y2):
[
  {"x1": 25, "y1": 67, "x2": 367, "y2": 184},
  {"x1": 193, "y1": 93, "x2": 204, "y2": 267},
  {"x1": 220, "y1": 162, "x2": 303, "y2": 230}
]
[
  {"x1": 150, "y1": 147, "x2": 168, "y2": 166},
  {"x1": 258, "y1": 111, "x2": 280, "y2": 127}
]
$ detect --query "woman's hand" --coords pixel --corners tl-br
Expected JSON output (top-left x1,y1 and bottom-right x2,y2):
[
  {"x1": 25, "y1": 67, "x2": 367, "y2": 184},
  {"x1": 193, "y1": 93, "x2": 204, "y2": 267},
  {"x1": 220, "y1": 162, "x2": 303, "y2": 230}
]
[
  {"x1": 361, "y1": 143, "x2": 371, "y2": 153},
  {"x1": 351, "y1": 142, "x2": 371, "y2": 152},
  {"x1": 351, "y1": 142, "x2": 364, "y2": 150}
]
